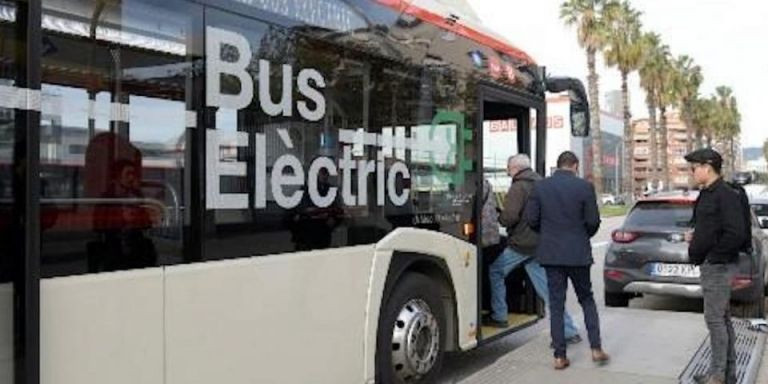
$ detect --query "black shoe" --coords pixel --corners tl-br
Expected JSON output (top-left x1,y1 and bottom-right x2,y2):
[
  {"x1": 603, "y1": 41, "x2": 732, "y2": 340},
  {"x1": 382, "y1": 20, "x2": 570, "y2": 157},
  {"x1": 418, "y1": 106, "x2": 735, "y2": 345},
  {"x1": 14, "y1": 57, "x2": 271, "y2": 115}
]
[
  {"x1": 549, "y1": 334, "x2": 582, "y2": 349},
  {"x1": 482, "y1": 314, "x2": 509, "y2": 328}
]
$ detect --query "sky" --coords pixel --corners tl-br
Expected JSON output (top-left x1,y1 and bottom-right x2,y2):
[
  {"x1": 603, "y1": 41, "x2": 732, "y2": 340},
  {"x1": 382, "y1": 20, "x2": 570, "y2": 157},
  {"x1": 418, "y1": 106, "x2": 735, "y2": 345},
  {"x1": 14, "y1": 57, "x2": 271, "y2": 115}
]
[{"x1": 471, "y1": 0, "x2": 768, "y2": 149}]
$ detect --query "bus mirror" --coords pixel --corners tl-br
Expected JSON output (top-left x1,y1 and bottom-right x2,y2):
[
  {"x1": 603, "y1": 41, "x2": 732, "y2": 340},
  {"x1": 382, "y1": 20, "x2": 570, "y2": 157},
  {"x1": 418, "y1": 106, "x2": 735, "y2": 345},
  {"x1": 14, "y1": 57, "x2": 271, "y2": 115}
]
[
  {"x1": 545, "y1": 77, "x2": 590, "y2": 137},
  {"x1": 570, "y1": 102, "x2": 589, "y2": 138},
  {"x1": 567, "y1": 79, "x2": 590, "y2": 138}
]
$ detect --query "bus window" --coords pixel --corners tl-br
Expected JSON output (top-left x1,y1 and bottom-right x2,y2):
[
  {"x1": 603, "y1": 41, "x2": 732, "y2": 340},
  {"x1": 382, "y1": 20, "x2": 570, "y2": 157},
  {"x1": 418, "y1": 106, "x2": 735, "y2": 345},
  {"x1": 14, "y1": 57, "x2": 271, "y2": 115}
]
[
  {"x1": 0, "y1": 0, "x2": 18, "y2": 379},
  {"x1": 202, "y1": 9, "x2": 479, "y2": 260},
  {"x1": 39, "y1": 0, "x2": 200, "y2": 277},
  {"x1": 374, "y1": 66, "x2": 478, "y2": 244}
]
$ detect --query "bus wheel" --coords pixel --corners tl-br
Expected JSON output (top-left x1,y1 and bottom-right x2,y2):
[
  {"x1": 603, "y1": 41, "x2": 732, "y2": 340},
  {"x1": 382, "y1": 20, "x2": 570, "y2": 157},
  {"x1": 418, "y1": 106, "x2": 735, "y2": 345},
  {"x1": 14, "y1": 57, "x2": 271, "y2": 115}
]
[{"x1": 376, "y1": 273, "x2": 445, "y2": 384}]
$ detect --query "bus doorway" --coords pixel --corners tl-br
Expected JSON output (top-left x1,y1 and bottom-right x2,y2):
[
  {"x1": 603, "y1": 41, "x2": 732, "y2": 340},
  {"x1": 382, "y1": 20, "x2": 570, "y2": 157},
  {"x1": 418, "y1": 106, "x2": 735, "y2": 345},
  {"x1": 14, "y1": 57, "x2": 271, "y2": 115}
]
[{"x1": 477, "y1": 89, "x2": 546, "y2": 342}]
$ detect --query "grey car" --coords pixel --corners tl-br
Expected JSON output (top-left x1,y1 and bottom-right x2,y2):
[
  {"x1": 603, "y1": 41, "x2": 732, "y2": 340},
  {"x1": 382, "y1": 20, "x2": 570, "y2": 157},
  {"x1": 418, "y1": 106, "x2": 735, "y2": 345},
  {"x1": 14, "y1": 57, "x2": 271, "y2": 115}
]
[
  {"x1": 751, "y1": 195, "x2": 768, "y2": 235},
  {"x1": 603, "y1": 192, "x2": 768, "y2": 318}
]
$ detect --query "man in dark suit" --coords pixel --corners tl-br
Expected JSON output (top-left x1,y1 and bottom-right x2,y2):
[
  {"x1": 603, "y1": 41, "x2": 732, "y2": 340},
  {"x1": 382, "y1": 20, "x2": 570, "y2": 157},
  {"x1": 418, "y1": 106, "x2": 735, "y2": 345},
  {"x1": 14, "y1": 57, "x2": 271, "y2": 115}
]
[{"x1": 525, "y1": 151, "x2": 609, "y2": 370}]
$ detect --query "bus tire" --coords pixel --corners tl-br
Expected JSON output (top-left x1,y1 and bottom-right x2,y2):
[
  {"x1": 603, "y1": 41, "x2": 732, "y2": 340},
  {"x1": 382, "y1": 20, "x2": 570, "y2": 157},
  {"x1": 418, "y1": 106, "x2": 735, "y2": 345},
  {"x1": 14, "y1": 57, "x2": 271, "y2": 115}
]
[
  {"x1": 733, "y1": 298, "x2": 765, "y2": 319},
  {"x1": 376, "y1": 272, "x2": 445, "y2": 384}
]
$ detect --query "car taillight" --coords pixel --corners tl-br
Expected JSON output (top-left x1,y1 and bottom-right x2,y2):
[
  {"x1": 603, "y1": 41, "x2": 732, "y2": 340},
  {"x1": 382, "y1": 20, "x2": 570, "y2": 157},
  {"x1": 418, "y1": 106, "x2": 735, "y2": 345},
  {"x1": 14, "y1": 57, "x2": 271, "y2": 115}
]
[
  {"x1": 612, "y1": 230, "x2": 639, "y2": 244},
  {"x1": 605, "y1": 269, "x2": 624, "y2": 281}
]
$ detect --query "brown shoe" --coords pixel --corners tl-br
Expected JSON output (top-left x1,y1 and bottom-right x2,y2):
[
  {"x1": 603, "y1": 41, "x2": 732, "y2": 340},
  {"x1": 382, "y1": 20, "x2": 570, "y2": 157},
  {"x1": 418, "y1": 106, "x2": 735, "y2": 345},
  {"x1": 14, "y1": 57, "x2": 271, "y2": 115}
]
[
  {"x1": 591, "y1": 349, "x2": 610, "y2": 366},
  {"x1": 554, "y1": 357, "x2": 571, "y2": 370}
]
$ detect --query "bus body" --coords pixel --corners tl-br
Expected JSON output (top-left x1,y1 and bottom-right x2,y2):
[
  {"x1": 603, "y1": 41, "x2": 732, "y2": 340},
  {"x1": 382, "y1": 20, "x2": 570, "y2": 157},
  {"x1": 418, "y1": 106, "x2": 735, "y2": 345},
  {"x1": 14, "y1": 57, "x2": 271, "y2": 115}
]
[{"x1": 0, "y1": 0, "x2": 589, "y2": 383}]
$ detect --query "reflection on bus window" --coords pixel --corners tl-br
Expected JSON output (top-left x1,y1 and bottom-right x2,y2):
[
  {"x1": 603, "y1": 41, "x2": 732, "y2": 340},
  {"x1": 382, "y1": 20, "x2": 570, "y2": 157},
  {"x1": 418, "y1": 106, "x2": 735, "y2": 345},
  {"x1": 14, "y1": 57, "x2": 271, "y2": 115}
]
[
  {"x1": 0, "y1": 1, "x2": 17, "y2": 381},
  {"x1": 202, "y1": 9, "x2": 478, "y2": 261},
  {"x1": 39, "y1": 0, "x2": 197, "y2": 277}
]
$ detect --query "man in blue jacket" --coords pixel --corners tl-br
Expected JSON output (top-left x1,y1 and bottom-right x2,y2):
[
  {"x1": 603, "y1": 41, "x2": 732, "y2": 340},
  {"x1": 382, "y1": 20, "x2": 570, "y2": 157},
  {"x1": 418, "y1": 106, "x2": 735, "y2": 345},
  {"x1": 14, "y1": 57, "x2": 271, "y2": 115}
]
[
  {"x1": 484, "y1": 154, "x2": 582, "y2": 348},
  {"x1": 525, "y1": 151, "x2": 609, "y2": 370}
]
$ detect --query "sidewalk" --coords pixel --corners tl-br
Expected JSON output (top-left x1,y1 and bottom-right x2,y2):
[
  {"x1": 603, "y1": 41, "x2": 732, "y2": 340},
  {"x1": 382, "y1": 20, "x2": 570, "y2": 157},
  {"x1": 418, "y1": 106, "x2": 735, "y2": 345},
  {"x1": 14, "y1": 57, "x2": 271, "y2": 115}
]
[
  {"x1": 756, "y1": 342, "x2": 768, "y2": 383},
  {"x1": 461, "y1": 308, "x2": 709, "y2": 384}
]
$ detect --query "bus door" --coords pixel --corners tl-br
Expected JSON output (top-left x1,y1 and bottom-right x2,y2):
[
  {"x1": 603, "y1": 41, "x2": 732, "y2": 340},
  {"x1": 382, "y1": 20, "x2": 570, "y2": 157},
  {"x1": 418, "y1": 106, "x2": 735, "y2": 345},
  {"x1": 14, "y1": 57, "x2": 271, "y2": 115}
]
[{"x1": 477, "y1": 85, "x2": 546, "y2": 342}]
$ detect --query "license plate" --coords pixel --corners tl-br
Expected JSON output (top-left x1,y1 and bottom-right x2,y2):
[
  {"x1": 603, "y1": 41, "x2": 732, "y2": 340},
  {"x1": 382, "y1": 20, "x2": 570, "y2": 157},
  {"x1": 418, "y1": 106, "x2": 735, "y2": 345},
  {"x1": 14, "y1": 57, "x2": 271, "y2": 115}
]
[{"x1": 649, "y1": 263, "x2": 700, "y2": 278}]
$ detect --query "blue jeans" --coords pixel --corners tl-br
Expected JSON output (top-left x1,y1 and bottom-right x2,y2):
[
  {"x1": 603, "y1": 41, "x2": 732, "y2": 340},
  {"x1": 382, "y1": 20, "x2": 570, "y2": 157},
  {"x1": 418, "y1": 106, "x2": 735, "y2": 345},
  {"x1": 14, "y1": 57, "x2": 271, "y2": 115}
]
[{"x1": 489, "y1": 247, "x2": 579, "y2": 339}]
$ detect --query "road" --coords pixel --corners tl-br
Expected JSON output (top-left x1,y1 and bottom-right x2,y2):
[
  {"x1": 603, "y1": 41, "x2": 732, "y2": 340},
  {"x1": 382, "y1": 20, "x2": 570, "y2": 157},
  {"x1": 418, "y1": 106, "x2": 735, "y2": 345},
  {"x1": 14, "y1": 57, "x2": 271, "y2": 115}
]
[{"x1": 435, "y1": 215, "x2": 721, "y2": 383}]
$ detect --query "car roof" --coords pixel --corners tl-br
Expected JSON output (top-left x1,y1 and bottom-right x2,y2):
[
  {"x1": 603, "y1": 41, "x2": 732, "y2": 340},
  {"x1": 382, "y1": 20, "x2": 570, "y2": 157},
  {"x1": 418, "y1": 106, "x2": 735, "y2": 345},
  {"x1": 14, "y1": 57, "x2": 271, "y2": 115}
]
[
  {"x1": 751, "y1": 196, "x2": 768, "y2": 204},
  {"x1": 638, "y1": 191, "x2": 699, "y2": 204},
  {"x1": 745, "y1": 184, "x2": 768, "y2": 202}
]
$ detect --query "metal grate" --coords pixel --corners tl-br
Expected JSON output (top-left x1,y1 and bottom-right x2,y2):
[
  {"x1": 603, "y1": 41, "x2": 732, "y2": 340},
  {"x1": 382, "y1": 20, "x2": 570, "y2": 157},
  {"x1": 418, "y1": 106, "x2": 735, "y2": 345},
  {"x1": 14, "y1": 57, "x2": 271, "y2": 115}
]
[{"x1": 679, "y1": 319, "x2": 766, "y2": 384}]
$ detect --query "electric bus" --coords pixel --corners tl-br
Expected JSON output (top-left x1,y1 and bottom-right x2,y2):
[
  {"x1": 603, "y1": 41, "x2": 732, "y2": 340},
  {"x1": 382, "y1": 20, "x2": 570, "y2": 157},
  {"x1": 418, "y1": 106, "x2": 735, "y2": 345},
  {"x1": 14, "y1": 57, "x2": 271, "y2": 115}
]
[{"x1": 0, "y1": 0, "x2": 590, "y2": 383}]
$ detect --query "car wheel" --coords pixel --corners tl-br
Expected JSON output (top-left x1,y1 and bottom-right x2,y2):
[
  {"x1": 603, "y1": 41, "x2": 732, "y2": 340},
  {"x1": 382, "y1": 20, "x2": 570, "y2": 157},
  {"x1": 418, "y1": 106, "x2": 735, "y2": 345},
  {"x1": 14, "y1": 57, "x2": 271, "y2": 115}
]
[
  {"x1": 376, "y1": 273, "x2": 446, "y2": 384},
  {"x1": 733, "y1": 271, "x2": 766, "y2": 319},
  {"x1": 604, "y1": 292, "x2": 630, "y2": 307},
  {"x1": 732, "y1": 298, "x2": 765, "y2": 319},
  {"x1": 764, "y1": 265, "x2": 768, "y2": 296}
]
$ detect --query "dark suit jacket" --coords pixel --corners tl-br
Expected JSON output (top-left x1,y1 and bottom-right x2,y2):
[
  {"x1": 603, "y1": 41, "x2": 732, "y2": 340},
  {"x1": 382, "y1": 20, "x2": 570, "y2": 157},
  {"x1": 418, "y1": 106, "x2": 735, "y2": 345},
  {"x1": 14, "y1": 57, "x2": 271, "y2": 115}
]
[{"x1": 524, "y1": 169, "x2": 600, "y2": 267}]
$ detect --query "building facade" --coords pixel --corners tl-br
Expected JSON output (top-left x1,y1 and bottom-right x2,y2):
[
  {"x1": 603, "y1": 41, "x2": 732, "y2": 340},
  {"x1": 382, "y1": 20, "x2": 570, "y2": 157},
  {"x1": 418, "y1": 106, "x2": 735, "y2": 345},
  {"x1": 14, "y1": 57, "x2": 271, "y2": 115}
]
[
  {"x1": 604, "y1": 90, "x2": 623, "y2": 117},
  {"x1": 546, "y1": 95, "x2": 624, "y2": 194},
  {"x1": 482, "y1": 94, "x2": 623, "y2": 194},
  {"x1": 631, "y1": 110, "x2": 690, "y2": 195}
]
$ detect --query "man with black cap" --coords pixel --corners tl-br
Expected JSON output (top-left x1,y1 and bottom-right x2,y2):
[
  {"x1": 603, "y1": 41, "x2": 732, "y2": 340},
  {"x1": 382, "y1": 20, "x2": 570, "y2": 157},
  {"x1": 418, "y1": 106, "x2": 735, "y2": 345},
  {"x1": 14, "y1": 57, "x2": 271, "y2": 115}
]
[{"x1": 685, "y1": 148, "x2": 747, "y2": 384}]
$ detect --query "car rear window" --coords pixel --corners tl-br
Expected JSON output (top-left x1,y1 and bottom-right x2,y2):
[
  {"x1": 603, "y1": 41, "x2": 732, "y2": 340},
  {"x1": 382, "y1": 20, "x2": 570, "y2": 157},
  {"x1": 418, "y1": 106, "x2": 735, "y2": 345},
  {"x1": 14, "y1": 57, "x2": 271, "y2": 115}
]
[
  {"x1": 753, "y1": 203, "x2": 768, "y2": 216},
  {"x1": 625, "y1": 202, "x2": 694, "y2": 228}
]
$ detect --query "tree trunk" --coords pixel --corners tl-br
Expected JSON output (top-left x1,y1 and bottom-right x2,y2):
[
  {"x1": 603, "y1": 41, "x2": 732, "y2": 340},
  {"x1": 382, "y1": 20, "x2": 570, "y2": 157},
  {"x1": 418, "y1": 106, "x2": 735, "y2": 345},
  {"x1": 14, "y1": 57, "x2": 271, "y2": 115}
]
[
  {"x1": 695, "y1": 129, "x2": 704, "y2": 149},
  {"x1": 683, "y1": 114, "x2": 695, "y2": 186},
  {"x1": 587, "y1": 47, "x2": 603, "y2": 193},
  {"x1": 647, "y1": 95, "x2": 658, "y2": 193},
  {"x1": 722, "y1": 138, "x2": 731, "y2": 180},
  {"x1": 621, "y1": 71, "x2": 632, "y2": 198},
  {"x1": 684, "y1": 114, "x2": 694, "y2": 153},
  {"x1": 763, "y1": 139, "x2": 768, "y2": 165},
  {"x1": 729, "y1": 137, "x2": 736, "y2": 177},
  {"x1": 659, "y1": 106, "x2": 670, "y2": 191}
]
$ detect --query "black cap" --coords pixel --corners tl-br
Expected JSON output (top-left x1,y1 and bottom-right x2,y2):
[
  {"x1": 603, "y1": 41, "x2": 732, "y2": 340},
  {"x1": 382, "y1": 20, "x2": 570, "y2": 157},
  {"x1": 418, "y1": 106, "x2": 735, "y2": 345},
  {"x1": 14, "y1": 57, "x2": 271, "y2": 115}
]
[{"x1": 684, "y1": 148, "x2": 723, "y2": 171}]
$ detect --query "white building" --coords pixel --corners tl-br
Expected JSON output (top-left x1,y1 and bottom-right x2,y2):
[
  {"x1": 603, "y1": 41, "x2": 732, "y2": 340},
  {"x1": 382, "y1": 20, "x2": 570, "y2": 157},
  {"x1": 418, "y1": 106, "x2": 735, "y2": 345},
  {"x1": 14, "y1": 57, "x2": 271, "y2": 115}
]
[
  {"x1": 745, "y1": 157, "x2": 768, "y2": 173},
  {"x1": 482, "y1": 94, "x2": 624, "y2": 192}
]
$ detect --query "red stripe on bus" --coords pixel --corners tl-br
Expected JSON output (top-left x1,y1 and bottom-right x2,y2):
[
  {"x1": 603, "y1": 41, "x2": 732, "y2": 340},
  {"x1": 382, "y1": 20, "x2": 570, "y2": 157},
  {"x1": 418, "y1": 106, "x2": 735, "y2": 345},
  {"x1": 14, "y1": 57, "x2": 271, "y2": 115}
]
[{"x1": 375, "y1": 0, "x2": 535, "y2": 65}]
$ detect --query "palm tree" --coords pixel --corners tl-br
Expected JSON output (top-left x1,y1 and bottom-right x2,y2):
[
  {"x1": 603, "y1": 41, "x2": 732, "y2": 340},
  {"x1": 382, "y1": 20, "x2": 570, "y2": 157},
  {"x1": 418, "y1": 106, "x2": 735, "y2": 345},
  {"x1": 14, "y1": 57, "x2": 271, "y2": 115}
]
[
  {"x1": 561, "y1": 0, "x2": 616, "y2": 193},
  {"x1": 638, "y1": 32, "x2": 668, "y2": 192},
  {"x1": 691, "y1": 96, "x2": 716, "y2": 147},
  {"x1": 713, "y1": 86, "x2": 740, "y2": 177},
  {"x1": 656, "y1": 52, "x2": 675, "y2": 190},
  {"x1": 672, "y1": 55, "x2": 703, "y2": 153},
  {"x1": 603, "y1": 0, "x2": 642, "y2": 197}
]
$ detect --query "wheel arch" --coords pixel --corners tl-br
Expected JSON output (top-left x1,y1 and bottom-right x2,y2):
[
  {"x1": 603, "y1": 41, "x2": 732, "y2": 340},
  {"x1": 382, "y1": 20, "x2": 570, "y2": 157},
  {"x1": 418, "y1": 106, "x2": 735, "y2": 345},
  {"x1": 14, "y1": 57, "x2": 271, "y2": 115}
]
[
  {"x1": 362, "y1": 228, "x2": 478, "y2": 383},
  {"x1": 381, "y1": 252, "x2": 460, "y2": 353}
]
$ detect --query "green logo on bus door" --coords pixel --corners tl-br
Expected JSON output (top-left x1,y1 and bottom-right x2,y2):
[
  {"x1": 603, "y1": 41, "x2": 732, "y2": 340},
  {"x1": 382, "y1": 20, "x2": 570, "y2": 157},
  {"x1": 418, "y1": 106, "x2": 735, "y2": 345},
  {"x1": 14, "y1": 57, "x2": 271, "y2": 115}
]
[{"x1": 429, "y1": 110, "x2": 473, "y2": 186}]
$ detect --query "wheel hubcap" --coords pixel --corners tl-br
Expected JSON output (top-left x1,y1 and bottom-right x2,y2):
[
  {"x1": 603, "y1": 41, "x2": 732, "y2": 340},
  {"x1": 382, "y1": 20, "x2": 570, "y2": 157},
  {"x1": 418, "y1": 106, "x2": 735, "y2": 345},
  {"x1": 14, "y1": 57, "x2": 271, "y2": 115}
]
[{"x1": 390, "y1": 299, "x2": 440, "y2": 382}]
